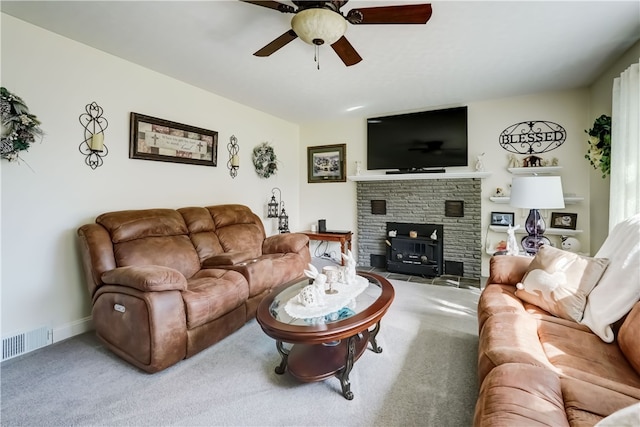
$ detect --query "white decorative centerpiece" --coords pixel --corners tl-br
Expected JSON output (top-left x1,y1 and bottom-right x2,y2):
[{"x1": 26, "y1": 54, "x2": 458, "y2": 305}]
[{"x1": 285, "y1": 263, "x2": 369, "y2": 320}]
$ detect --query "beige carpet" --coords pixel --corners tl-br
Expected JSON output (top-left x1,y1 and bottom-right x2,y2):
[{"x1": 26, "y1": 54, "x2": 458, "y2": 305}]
[{"x1": 1, "y1": 277, "x2": 480, "y2": 426}]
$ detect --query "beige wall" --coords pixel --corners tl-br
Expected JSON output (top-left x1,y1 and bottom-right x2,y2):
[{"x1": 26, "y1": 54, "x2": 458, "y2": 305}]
[
  {"x1": 299, "y1": 91, "x2": 593, "y2": 276},
  {"x1": 588, "y1": 40, "x2": 640, "y2": 254},
  {"x1": 1, "y1": 14, "x2": 300, "y2": 340}
]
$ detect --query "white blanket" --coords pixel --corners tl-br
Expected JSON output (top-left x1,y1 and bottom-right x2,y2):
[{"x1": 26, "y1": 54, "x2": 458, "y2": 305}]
[{"x1": 580, "y1": 213, "x2": 640, "y2": 342}]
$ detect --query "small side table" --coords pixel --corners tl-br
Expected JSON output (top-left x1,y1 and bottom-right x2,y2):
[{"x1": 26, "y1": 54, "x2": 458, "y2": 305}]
[{"x1": 300, "y1": 230, "x2": 352, "y2": 265}]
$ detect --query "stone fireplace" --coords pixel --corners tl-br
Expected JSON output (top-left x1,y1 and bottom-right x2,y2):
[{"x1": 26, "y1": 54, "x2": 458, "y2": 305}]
[{"x1": 356, "y1": 177, "x2": 482, "y2": 279}]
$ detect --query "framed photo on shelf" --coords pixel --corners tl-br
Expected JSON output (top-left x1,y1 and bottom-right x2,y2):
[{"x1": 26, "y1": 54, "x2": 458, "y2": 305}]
[
  {"x1": 550, "y1": 212, "x2": 578, "y2": 230},
  {"x1": 490, "y1": 211, "x2": 515, "y2": 226},
  {"x1": 129, "y1": 112, "x2": 218, "y2": 166},
  {"x1": 307, "y1": 144, "x2": 346, "y2": 183}
]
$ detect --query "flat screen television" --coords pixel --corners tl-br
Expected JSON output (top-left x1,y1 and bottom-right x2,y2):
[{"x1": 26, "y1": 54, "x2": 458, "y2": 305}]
[{"x1": 367, "y1": 106, "x2": 468, "y2": 172}]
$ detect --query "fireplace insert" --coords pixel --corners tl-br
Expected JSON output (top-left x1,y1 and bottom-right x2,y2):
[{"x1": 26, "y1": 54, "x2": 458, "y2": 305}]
[{"x1": 386, "y1": 222, "x2": 443, "y2": 277}]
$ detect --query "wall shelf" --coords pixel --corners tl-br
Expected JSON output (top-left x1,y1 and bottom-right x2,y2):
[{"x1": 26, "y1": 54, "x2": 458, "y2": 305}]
[
  {"x1": 489, "y1": 196, "x2": 584, "y2": 204},
  {"x1": 489, "y1": 225, "x2": 583, "y2": 236},
  {"x1": 507, "y1": 166, "x2": 562, "y2": 175}
]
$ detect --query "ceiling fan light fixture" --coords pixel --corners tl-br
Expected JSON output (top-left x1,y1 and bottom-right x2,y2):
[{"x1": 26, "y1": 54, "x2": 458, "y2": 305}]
[{"x1": 291, "y1": 8, "x2": 347, "y2": 46}]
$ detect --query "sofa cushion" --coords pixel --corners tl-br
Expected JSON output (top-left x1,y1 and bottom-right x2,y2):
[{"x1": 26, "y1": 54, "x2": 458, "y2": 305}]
[
  {"x1": 581, "y1": 213, "x2": 640, "y2": 342},
  {"x1": 473, "y1": 363, "x2": 569, "y2": 427},
  {"x1": 178, "y1": 207, "x2": 225, "y2": 261},
  {"x1": 101, "y1": 265, "x2": 187, "y2": 292},
  {"x1": 207, "y1": 205, "x2": 264, "y2": 258},
  {"x1": 113, "y1": 235, "x2": 201, "y2": 279},
  {"x1": 562, "y1": 376, "x2": 639, "y2": 426},
  {"x1": 538, "y1": 318, "x2": 640, "y2": 393},
  {"x1": 182, "y1": 269, "x2": 249, "y2": 329},
  {"x1": 97, "y1": 209, "x2": 188, "y2": 243},
  {"x1": 619, "y1": 302, "x2": 640, "y2": 375},
  {"x1": 515, "y1": 245, "x2": 609, "y2": 322},
  {"x1": 477, "y1": 312, "x2": 555, "y2": 383}
]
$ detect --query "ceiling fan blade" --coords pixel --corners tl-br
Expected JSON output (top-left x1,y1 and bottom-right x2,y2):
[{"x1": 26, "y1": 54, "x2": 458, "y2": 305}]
[
  {"x1": 331, "y1": 36, "x2": 362, "y2": 67},
  {"x1": 347, "y1": 4, "x2": 433, "y2": 25},
  {"x1": 239, "y1": 0, "x2": 295, "y2": 13},
  {"x1": 254, "y1": 30, "x2": 298, "y2": 57}
]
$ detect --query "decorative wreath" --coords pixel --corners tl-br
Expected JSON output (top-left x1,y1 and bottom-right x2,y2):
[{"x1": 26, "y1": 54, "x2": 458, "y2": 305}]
[
  {"x1": 584, "y1": 114, "x2": 611, "y2": 178},
  {"x1": 1, "y1": 87, "x2": 44, "y2": 162},
  {"x1": 252, "y1": 142, "x2": 278, "y2": 178}
]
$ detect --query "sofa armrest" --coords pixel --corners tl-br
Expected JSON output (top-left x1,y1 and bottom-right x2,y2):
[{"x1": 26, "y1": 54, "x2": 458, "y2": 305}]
[
  {"x1": 487, "y1": 255, "x2": 533, "y2": 287},
  {"x1": 101, "y1": 265, "x2": 187, "y2": 292},
  {"x1": 263, "y1": 233, "x2": 309, "y2": 254},
  {"x1": 201, "y1": 251, "x2": 254, "y2": 267}
]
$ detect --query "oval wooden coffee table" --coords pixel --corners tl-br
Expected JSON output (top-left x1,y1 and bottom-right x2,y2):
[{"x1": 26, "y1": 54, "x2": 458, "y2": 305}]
[{"x1": 256, "y1": 272, "x2": 394, "y2": 400}]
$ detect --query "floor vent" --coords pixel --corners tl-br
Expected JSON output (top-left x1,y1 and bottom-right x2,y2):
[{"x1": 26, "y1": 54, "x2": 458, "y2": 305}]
[{"x1": 2, "y1": 326, "x2": 52, "y2": 362}]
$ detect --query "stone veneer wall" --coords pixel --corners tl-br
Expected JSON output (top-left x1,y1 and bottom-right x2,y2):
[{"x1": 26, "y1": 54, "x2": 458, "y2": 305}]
[{"x1": 356, "y1": 178, "x2": 482, "y2": 279}]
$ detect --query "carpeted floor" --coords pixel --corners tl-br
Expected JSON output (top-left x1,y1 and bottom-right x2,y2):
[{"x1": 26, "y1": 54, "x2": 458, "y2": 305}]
[{"x1": 1, "y1": 272, "x2": 481, "y2": 427}]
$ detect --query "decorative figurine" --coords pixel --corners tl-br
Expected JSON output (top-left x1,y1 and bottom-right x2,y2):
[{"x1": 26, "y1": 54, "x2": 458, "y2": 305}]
[
  {"x1": 508, "y1": 153, "x2": 520, "y2": 169},
  {"x1": 341, "y1": 250, "x2": 357, "y2": 285},
  {"x1": 506, "y1": 225, "x2": 520, "y2": 256},
  {"x1": 522, "y1": 155, "x2": 543, "y2": 167},
  {"x1": 561, "y1": 236, "x2": 581, "y2": 253},
  {"x1": 355, "y1": 161, "x2": 362, "y2": 176},
  {"x1": 430, "y1": 230, "x2": 438, "y2": 240},
  {"x1": 475, "y1": 152, "x2": 485, "y2": 172}
]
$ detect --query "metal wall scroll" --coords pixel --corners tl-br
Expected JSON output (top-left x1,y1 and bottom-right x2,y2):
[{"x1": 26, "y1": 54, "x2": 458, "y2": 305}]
[
  {"x1": 227, "y1": 135, "x2": 239, "y2": 178},
  {"x1": 78, "y1": 102, "x2": 109, "y2": 169},
  {"x1": 499, "y1": 121, "x2": 566, "y2": 154}
]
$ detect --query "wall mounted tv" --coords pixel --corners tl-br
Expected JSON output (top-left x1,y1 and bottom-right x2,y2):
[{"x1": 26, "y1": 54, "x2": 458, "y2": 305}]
[{"x1": 367, "y1": 106, "x2": 468, "y2": 173}]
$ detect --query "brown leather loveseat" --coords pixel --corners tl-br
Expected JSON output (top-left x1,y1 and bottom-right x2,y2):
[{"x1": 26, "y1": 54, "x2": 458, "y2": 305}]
[
  {"x1": 473, "y1": 214, "x2": 640, "y2": 426},
  {"x1": 78, "y1": 204, "x2": 310, "y2": 373}
]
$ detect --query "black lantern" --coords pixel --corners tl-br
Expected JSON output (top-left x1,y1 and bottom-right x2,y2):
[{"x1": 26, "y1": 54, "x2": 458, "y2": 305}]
[
  {"x1": 278, "y1": 204, "x2": 289, "y2": 233},
  {"x1": 267, "y1": 193, "x2": 279, "y2": 218}
]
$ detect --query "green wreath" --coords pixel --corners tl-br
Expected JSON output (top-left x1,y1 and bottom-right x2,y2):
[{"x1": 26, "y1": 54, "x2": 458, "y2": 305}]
[
  {"x1": 252, "y1": 142, "x2": 278, "y2": 178},
  {"x1": 1, "y1": 87, "x2": 44, "y2": 162},
  {"x1": 584, "y1": 114, "x2": 611, "y2": 178}
]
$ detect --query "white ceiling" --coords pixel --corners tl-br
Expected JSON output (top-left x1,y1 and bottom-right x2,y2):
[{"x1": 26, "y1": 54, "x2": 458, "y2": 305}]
[{"x1": 2, "y1": 1, "x2": 639, "y2": 124}]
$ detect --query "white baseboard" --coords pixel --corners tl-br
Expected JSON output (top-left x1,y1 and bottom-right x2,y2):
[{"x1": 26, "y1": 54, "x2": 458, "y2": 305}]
[{"x1": 53, "y1": 316, "x2": 93, "y2": 343}]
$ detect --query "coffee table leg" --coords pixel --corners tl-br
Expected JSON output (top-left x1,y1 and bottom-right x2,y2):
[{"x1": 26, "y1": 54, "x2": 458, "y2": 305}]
[
  {"x1": 338, "y1": 335, "x2": 358, "y2": 400},
  {"x1": 275, "y1": 340, "x2": 289, "y2": 374},
  {"x1": 369, "y1": 321, "x2": 383, "y2": 353}
]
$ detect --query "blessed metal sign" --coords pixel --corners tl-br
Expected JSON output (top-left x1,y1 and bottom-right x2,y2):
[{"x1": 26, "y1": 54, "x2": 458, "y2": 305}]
[{"x1": 499, "y1": 121, "x2": 566, "y2": 154}]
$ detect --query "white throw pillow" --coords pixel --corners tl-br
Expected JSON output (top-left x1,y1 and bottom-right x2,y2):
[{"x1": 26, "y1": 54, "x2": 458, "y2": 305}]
[
  {"x1": 581, "y1": 213, "x2": 640, "y2": 342},
  {"x1": 515, "y1": 245, "x2": 609, "y2": 322},
  {"x1": 594, "y1": 403, "x2": 640, "y2": 427}
]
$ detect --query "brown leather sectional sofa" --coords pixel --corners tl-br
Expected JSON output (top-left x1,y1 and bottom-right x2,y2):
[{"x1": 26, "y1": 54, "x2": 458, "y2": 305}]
[
  {"x1": 474, "y1": 254, "x2": 640, "y2": 426},
  {"x1": 77, "y1": 204, "x2": 310, "y2": 373}
]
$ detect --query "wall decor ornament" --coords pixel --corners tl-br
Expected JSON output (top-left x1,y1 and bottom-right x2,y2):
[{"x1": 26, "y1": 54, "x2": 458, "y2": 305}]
[
  {"x1": 227, "y1": 135, "x2": 239, "y2": 178},
  {"x1": 78, "y1": 101, "x2": 109, "y2": 169},
  {"x1": 584, "y1": 114, "x2": 611, "y2": 178},
  {"x1": 499, "y1": 120, "x2": 566, "y2": 154},
  {"x1": 253, "y1": 142, "x2": 278, "y2": 178},
  {"x1": 307, "y1": 143, "x2": 346, "y2": 183},
  {"x1": 129, "y1": 113, "x2": 218, "y2": 166},
  {"x1": 0, "y1": 87, "x2": 44, "y2": 162}
]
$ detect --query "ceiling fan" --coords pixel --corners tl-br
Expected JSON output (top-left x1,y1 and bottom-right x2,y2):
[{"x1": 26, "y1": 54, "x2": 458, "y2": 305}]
[{"x1": 240, "y1": 1, "x2": 432, "y2": 67}]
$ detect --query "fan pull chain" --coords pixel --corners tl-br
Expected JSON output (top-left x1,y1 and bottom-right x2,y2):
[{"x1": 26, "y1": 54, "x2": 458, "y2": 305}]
[{"x1": 314, "y1": 45, "x2": 320, "y2": 70}]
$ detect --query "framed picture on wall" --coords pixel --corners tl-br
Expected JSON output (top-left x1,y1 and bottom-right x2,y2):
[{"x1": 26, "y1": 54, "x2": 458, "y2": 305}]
[
  {"x1": 129, "y1": 112, "x2": 218, "y2": 166},
  {"x1": 550, "y1": 212, "x2": 578, "y2": 230},
  {"x1": 307, "y1": 144, "x2": 346, "y2": 183},
  {"x1": 490, "y1": 211, "x2": 515, "y2": 226}
]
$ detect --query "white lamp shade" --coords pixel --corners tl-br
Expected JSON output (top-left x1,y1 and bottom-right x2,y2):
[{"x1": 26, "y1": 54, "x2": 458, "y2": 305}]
[
  {"x1": 291, "y1": 8, "x2": 347, "y2": 46},
  {"x1": 510, "y1": 176, "x2": 565, "y2": 209}
]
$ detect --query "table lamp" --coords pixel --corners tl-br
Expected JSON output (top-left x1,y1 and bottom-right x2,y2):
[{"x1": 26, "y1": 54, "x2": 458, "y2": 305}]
[{"x1": 510, "y1": 175, "x2": 565, "y2": 255}]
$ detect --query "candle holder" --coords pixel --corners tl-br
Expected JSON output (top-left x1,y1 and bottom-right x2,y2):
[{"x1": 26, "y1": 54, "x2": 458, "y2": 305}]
[
  {"x1": 227, "y1": 135, "x2": 239, "y2": 178},
  {"x1": 78, "y1": 102, "x2": 108, "y2": 169}
]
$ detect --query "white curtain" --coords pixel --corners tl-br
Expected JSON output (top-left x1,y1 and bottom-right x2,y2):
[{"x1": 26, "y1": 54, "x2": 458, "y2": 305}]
[{"x1": 609, "y1": 59, "x2": 640, "y2": 230}]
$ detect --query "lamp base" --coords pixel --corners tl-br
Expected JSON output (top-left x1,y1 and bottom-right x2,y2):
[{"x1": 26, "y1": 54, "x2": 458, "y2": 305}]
[{"x1": 521, "y1": 234, "x2": 551, "y2": 255}]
